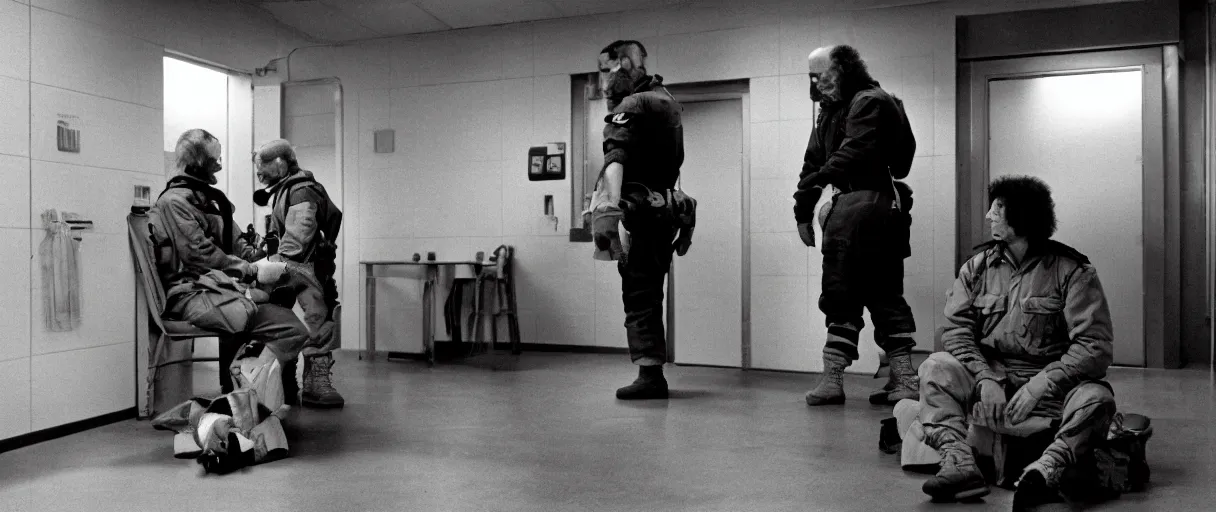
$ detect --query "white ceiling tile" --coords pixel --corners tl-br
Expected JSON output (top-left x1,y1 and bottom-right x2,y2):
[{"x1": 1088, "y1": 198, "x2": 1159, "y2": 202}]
[
  {"x1": 548, "y1": 0, "x2": 689, "y2": 17},
  {"x1": 414, "y1": 0, "x2": 562, "y2": 28},
  {"x1": 321, "y1": 0, "x2": 452, "y2": 36},
  {"x1": 260, "y1": 1, "x2": 380, "y2": 41}
]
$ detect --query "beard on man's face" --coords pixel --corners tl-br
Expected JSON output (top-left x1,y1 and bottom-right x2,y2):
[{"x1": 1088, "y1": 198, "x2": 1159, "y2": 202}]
[{"x1": 606, "y1": 67, "x2": 646, "y2": 110}]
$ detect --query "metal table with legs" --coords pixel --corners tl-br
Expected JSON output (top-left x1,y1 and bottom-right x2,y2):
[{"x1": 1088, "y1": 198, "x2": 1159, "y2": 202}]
[{"x1": 361, "y1": 259, "x2": 481, "y2": 366}]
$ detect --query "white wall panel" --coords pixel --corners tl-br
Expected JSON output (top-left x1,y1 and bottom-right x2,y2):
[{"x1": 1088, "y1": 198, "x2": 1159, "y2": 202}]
[
  {"x1": 749, "y1": 76, "x2": 780, "y2": 123},
  {"x1": 651, "y1": 25, "x2": 779, "y2": 84},
  {"x1": 500, "y1": 23, "x2": 536, "y2": 80},
  {"x1": 415, "y1": 27, "x2": 507, "y2": 86},
  {"x1": 533, "y1": 14, "x2": 620, "y2": 77},
  {"x1": 778, "y1": 74, "x2": 814, "y2": 121},
  {"x1": 752, "y1": 232, "x2": 807, "y2": 277},
  {"x1": 0, "y1": 76, "x2": 31, "y2": 158},
  {"x1": 358, "y1": 89, "x2": 393, "y2": 170},
  {"x1": 778, "y1": 16, "x2": 822, "y2": 76},
  {"x1": 31, "y1": 342, "x2": 132, "y2": 430},
  {"x1": 749, "y1": 178, "x2": 797, "y2": 234},
  {"x1": 750, "y1": 275, "x2": 812, "y2": 372},
  {"x1": 0, "y1": 358, "x2": 31, "y2": 439},
  {"x1": 532, "y1": 74, "x2": 571, "y2": 142},
  {"x1": 0, "y1": 156, "x2": 31, "y2": 228},
  {"x1": 359, "y1": 167, "x2": 417, "y2": 240},
  {"x1": 0, "y1": 228, "x2": 31, "y2": 362},
  {"x1": 634, "y1": 2, "x2": 783, "y2": 38},
  {"x1": 30, "y1": 85, "x2": 161, "y2": 175},
  {"x1": 777, "y1": 119, "x2": 814, "y2": 177},
  {"x1": 0, "y1": 0, "x2": 30, "y2": 81},
  {"x1": 31, "y1": 8, "x2": 162, "y2": 109},
  {"x1": 286, "y1": 115, "x2": 336, "y2": 149},
  {"x1": 500, "y1": 78, "x2": 535, "y2": 164},
  {"x1": 749, "y1": 121, "x2": 781, "y2": 179},
  {"x1": 411, "y1": 164, "x2": 503, "y2": 238}
]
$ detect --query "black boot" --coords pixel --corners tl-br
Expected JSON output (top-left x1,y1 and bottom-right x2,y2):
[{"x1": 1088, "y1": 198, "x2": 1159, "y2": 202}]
[
  {"x1": 1013, "y1": 467, "x2": 1068, "y2": 511},
  {"x1": 281, "y1": 356, "x2": 299, "y2": 406},
  {"x1": 616, "y1": 365, "x2": 668, "y2": 400}
]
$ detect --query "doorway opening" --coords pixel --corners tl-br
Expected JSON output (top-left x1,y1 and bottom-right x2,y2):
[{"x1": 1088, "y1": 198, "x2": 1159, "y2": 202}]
[
  {"x1": 161, "y1": 53, "x2": 254, "y2": 375},
  {"x1": 957, "y1": 47, "x2": 1180, "y2": 368}
]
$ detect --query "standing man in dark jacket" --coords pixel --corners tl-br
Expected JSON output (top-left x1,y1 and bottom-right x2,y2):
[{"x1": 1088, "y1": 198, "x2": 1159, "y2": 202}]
[
  {"x1": 795, "y1": 45, "x2": 919, "y2": 406},
  {"x1": 588, "y1": 40, "x2": 696, "y2": 400},
  {"x1": 253, "y1": 139, "x2": 345, "y2": 408}
]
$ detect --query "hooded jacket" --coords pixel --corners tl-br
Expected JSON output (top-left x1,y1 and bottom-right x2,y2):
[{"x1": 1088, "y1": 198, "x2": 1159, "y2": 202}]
[
  {"x1": 602, "y1": 75, "x2": 685, "y2": 192},
  {"x1": 942, "y1": 240, "x2": 1114, "y2": 404},
  {"x1": 793, "y1": 82, "x2": 915, "y2": 224},
  {"x1": 266, "y1": 170, "x2": 341, "y2": 264},
  {"x1": 151, "y1": 173, "x2": 263, "y2": 296}
]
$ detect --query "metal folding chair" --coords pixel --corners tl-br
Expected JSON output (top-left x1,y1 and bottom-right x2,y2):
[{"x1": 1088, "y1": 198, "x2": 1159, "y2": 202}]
[{"x1": 127, "y1": 211, "x2": 224, "y2": 419}]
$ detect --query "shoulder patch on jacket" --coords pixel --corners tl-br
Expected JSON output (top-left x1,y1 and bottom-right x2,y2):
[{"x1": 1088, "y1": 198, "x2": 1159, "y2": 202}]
[{"x1": 605, "y1": 112, "x2": 634, "y2": 126}]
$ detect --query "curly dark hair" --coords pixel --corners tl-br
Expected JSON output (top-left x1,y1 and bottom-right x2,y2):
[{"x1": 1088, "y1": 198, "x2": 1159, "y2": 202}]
[
  {"x1": 988, "y1": 175, "x2": 1057, "y2": 241},
  {"x1": 828, "y1": 45, "x2": 877, "y2": 97}
]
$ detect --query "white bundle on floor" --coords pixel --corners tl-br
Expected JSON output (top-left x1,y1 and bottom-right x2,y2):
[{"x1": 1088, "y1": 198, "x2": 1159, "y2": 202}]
[{"x1": 150, "y1": 347, "x2": 292, "y2": 474}]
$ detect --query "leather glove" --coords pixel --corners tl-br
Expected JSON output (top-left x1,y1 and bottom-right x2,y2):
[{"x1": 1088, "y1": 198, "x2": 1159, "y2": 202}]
[
  {"x1": 798, "y1": 222, "x2": 816, "y2": 247},
  {"x1": 591, "y1": 204, "x2": 625, "y2": 258},
  {"x1": 973, "y1": 379, "x2": 1008, "y2": 428},
  {"x1": 671, "y1": 190, "x2": 697, "y2": 257}
]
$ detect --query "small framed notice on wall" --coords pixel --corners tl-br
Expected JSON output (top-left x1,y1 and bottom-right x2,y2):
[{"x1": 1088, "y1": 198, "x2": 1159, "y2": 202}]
[
  {"x1": 528, "y1": 143, "x2": 565, "y2": 181},
  {"x1": 57, "y1": 115, "x2": 81, "y2": 153}
]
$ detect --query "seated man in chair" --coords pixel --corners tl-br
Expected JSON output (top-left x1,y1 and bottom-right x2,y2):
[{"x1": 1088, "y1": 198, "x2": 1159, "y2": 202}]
[
  {"x1": 150, "y1": 129, "x2": 309, "y2": 392},
  {"x1": 917, "y1": 175, "x2": 1117, "y2": 509}
]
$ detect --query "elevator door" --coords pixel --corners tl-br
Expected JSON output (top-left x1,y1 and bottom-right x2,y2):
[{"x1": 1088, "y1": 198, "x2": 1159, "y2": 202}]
[
  {"x1": 962, "y1": 48, "x2": 1170, "y2": 367},
  {"x1": 670, "y1": 99, "x2": 745, "y2": 367}
]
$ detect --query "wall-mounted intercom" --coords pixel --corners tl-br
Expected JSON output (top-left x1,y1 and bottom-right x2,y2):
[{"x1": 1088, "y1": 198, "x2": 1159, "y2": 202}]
[{"x1": 528, "y1": 143, "x2": 566, "y2": 181}]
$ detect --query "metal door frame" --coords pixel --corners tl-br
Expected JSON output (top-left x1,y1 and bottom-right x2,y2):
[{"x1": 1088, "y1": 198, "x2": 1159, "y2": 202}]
[
  {"x1": 956, "y1": 46, "x2": 1179, "y2": 368},
  {"x1": 663, "y1": 79, "x2": 752, "y2": 369}
]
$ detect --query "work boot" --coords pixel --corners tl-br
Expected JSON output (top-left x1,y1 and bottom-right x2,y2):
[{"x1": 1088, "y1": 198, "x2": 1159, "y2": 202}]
[
  {"x1": 1013, "y1": 454, "x2": 1067, "y2": 511},
  {"x1": 616, "y1": 365, "x2": 668, "y2": 400},
  {"x1": 302, "y1": 353, "x2": 345, "y2": 408},
  {"x1": 805, "y1": 352, "x2": 849, "y2": 406},
  {"x1": 922, "y1": 441, "x2": 990, "y2": 502},
  {"x1": 281, "y1": 357, "x2": 299, "y2": 406},
  {"x1": 870, "y1": 352, "x2": 919, "y2": 405}
]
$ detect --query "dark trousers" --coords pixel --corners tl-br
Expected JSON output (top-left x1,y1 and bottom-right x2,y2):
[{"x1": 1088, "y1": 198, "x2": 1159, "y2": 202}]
[
  {"x1": 819, "y1": 189, "x2": 916, "y2": 361},
  {"x1": 618, "y1": 224, "x2": 676, "y2": 366},
  {"x1": 215, "y1": 304, "x2": 310, "y2": 393}
]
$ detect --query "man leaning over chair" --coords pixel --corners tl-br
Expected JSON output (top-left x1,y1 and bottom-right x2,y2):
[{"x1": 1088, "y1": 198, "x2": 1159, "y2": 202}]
[{"x1": 149, "y1": 128, "x2": 309, "y2": 395}]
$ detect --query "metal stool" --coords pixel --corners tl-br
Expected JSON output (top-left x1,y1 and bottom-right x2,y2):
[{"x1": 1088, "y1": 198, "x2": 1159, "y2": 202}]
[{"x1": 468, "y1": 245, "x2": 521, "y2": 354}]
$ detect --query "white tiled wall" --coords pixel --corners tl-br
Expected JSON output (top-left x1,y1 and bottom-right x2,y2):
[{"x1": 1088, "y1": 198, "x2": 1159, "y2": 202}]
[
  {"x1": 280, "y1": 0, "x2": 1111, "y2": 374},
  {"x1": 0, "y1": 0, "x2": 305, "y2": 443}
]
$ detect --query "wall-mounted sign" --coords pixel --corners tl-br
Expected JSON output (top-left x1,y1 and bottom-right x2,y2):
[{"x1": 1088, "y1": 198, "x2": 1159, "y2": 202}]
[
  {"x1": 57, "y1": 114, "x2": 80, "y2": 153},
  {"x1": 528, "y1": 142, "x2": 565, "y2": 182}
]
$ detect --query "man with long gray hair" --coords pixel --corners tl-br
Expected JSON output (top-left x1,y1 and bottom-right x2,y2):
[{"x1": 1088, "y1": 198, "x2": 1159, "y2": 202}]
[{"x1": 794, "y1": 45, "x2": 919, "y2": 407}]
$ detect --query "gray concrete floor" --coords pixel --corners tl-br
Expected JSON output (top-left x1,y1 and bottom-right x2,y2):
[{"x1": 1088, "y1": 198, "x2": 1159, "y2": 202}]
[{"x1": 1, "y1": 351, "x2": 1214, "y2": 511}]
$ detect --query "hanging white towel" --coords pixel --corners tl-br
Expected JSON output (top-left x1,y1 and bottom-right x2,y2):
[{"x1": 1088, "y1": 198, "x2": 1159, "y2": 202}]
[{"x1": 40, "y1": 209, "x2": 82, "y2": 332}]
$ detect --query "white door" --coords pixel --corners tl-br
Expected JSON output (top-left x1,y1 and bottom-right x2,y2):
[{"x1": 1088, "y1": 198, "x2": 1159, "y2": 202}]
[
  {"x1": 671, "y1": 99, "x2": 744, "y2": 367},
  {"x1": 988, "y1": 70, "x2": 1145, "y2": 366}
]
